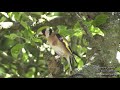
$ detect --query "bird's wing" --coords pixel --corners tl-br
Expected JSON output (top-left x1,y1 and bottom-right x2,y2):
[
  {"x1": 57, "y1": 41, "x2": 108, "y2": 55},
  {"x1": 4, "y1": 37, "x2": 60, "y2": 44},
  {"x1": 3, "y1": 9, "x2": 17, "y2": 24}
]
[{"x1": 56, "y1": 34, "x2": 72, "y2": 54}]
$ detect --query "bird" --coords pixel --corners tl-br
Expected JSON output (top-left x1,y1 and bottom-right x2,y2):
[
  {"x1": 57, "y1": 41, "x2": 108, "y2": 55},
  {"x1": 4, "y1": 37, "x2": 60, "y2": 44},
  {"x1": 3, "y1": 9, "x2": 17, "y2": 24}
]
[{"x1": 42, "y1": 28, "x2": 77, "y2": 74}]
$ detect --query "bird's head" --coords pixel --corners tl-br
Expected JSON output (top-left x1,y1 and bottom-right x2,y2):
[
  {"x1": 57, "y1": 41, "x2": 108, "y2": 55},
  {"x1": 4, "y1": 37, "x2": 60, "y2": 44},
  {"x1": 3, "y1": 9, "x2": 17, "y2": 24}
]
[{"x1": 42, "y1": 28, "x2": 53, "y2": 38}]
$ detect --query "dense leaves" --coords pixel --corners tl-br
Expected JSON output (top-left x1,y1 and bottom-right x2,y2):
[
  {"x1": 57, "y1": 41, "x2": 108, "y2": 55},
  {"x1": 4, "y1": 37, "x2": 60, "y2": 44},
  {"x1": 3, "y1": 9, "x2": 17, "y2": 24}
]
[{"x1": 0, "y1": 12, "x2": 120, "y2": 78}]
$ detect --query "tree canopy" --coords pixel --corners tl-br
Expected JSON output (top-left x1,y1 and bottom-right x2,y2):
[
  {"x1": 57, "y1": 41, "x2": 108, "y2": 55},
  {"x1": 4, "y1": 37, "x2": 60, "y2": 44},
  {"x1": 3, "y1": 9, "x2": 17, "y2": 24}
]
[{"x1": 0, "y1": 12, "x2": 120, "y2": 78}]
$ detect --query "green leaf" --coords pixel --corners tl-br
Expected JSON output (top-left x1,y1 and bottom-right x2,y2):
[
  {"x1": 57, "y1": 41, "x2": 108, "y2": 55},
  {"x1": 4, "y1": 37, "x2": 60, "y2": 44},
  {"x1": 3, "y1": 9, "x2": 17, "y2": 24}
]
[
  {"x1": 37, "y1": 26, "x2": 50, "y2": 34},
  {"x1": 20, "y1": 20, "x2": 28, "y2": 30},
  {"x1": 33, "y1": 38, "x2": 42, "y2": 43},
  {"x1": 5, "y1": 33, "x2": 18, "y2": 40},
  {"x1": 115, "y1": 66, "x2": 120, "y2": 72},
  {"x1": 51, "y1": 12, "x2": 60, "y2": 16},
  {"x1": 92, "y1": 14, "x2": 108, "y2": 26},
  {"x1": 8, "y1": 12, "x2": 13, "y2": 17},
  {"x1": 78, "y1": 60, "x2": 84, "y2": 69},
  {"x1": 22, "y1": 53, "x2": 28, "y2": 62},
  {"x1": 57, "y1": 25, "x2": 73, "y2": 36},
  {"x1": 0, "y1": 67, "x2": 5, "y2": 75},
  {"x1": 24, "y1": 43, "x2": 40, "y2": 57},
  {"x1": 0, "y1": 16, "x2": 7, "y2": 22},
  {"x1": 11, "y1": 44, "x2": 24, "y2": 58},
  {"x1": 0, "y1": 38, "x2": 16, "y2": 50},
  {"x1": 73, "y1": 21, "x2": 81, "y2": 30},
  {"x1": 21, "y1": 12, "x2": 29, "y2": 21},
  {"x1": 90, "y1": 25, "x2": 104, "y2": 35},
  {"x1": 21, "y1": 28, "x2": 36, "y2": 44},
  {"x1": 25, "y1": 67, "x2": 35, "y2": 78},
  {"x1": 30, "y1": 12, "x2": 43, "y2": 16},
  {"x1": 14, "y1": 12, "x2": 23, "y2": 21}
]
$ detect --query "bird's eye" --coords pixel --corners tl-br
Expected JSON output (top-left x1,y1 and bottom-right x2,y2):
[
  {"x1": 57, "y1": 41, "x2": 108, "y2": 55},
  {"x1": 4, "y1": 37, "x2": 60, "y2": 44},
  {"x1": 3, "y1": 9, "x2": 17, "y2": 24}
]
[
  {"x1": 42, "y1": 29, "x2": 46, "y2": 36},
  {"x1": 49, "y1": 29, "x2": 52, "y2": 35}
]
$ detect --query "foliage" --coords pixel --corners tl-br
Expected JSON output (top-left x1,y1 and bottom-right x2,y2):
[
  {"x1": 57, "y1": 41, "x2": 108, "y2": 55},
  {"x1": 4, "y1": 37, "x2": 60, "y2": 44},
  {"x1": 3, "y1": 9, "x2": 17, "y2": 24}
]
[
  {"x1": 0, "y1": 12, "x2": 120, "y2": 78},
  {"x1": 92, "y1": 13, "x2": 109, "y2": 26}
]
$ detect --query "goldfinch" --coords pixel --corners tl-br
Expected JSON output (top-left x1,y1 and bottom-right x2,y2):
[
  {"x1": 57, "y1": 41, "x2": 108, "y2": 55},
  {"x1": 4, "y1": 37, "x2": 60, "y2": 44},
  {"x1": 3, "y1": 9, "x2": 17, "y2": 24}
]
[{"x1": 42, "y1": 28, "x2": 76, "y2": 73}]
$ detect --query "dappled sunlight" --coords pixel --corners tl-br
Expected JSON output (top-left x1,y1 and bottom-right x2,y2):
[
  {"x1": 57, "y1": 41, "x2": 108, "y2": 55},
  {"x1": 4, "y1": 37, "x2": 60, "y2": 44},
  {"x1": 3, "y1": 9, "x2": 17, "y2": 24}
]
[
  {"x1": 116, "y1": 51, "x2": 120, "y2": 63},
  {"x1": 0, "y1": 22, "x2": 13, "y2": 29},
  {"x1": 0, "y1": 12, "x2": 120, "y2": 78}
]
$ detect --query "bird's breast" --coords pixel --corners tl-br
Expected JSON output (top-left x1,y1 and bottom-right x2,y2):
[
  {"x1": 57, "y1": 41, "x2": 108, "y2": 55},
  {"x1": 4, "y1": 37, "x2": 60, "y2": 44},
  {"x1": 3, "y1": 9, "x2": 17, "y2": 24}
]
[{"x1": 47, "y1": 35, "x2": 71, "y2": 58}]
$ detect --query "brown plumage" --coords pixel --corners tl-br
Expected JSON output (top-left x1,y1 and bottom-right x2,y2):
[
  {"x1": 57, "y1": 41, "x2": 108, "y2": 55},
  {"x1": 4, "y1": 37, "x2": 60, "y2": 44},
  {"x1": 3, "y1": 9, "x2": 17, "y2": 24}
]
[{"x1": 42, "y1": 28, "x2": 75, "y2": 73}]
